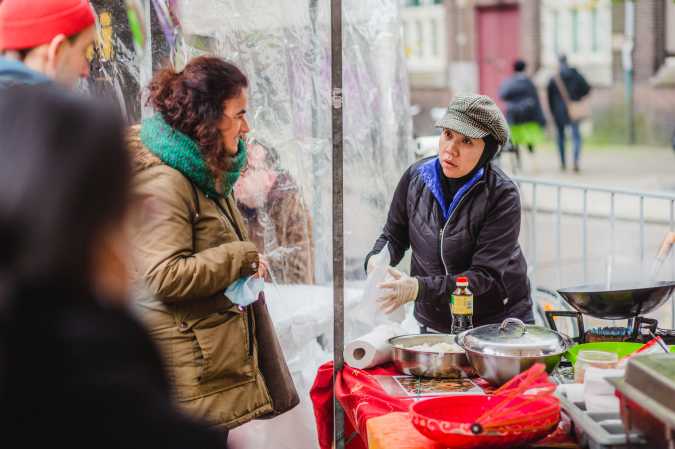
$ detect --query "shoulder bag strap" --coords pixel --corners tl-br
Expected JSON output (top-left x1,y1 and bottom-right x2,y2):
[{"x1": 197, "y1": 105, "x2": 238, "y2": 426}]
[{"x1": 553, "y1": 74, "x2": 572, "y2": 106}]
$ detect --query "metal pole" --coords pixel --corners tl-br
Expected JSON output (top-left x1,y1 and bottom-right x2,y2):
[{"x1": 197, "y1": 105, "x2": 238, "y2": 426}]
[
  {"x1": 610, "y1": 193, "x2": 616, "y2": 258},
  {"x1": 671, "y1": 200, "x2": 674, "y2": 327},
  {"x1": 623, "y1": 0, "x2": 635, "y2": 144},
  {"x1": 331, "y1": 0, "x2": 345, "y2": 448},
  {"x1": 555, "y1": 187, "x2": 562, "y2": 287},
  {"x1": 531, "y1": 184, "x2": 538, "y2": 291},
  {"x1": 639, "y1": 196, "x2": 645, "y2": 264},
  {"x1": 583, "y1": 189, "x2": 588, "y2": 283}
]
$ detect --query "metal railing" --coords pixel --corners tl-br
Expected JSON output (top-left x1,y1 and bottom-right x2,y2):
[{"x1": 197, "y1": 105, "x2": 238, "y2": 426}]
[{"x1": 512, "y1": 176, "x2": 675, "y2": 327}]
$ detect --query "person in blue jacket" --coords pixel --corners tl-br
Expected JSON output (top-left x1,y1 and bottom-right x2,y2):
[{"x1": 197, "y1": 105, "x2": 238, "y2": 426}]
[{"x1": 365, "y1": 94, "x2": 533, "y2": 333}]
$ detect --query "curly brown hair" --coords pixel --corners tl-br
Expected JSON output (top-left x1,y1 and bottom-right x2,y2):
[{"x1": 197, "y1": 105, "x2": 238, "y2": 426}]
[{"x1": 146, "y1": 56, "x2": 248, "y2": 174}]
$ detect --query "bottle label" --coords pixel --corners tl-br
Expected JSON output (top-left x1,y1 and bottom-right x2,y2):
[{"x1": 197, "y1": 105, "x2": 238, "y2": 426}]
[{"x1": 452, "y1": 295, "x2": 473, "y2": 315}]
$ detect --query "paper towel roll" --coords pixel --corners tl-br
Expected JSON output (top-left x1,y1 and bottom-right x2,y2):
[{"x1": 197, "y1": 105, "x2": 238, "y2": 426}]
[{"x1": 344, "y1": 324, "x2": 404, "y2": 370}]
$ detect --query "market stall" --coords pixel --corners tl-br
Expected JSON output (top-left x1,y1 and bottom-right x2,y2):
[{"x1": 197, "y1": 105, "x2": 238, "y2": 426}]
[
  {"x1": 311, "y1": 276, "x2": 675, "y2": 449},
  {"x1": 83, "y1": 3, "x2": 675, "y2": 449}
]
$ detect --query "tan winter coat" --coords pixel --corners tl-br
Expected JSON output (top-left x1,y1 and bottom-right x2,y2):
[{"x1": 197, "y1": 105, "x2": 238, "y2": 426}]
[{"x1": 127, "y1": 126, "x2": 273, "y2": 430}]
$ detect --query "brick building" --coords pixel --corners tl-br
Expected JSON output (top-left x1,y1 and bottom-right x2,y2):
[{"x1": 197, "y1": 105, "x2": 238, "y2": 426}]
[{"x1": 404, "y1": 0, "x2": 675, "y2": 145}]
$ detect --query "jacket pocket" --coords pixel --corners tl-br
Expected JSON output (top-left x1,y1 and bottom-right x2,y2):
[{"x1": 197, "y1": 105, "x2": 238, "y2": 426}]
[{"x1": 190, "y1": 310, "x2": 256, "y2": 388}]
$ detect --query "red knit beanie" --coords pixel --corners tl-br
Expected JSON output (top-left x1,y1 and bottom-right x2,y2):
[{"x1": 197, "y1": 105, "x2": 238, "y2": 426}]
[{"x1": 0, "y1": 0, "x2": 96, "y2": 51}]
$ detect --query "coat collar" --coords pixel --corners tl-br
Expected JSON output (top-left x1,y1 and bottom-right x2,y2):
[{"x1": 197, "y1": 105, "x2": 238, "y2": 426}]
[{"x1": 417, "y1": 157, "x2": 485, "y2": 221}]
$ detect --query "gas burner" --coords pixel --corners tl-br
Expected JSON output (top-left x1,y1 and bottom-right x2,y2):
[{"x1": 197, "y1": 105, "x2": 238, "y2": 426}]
[
  {"x1": 585, "y1": 326, "x2": 633, "y2": 343},
  {"x1": 544, "y1": 310, "x2": 667, "y2": 344}
]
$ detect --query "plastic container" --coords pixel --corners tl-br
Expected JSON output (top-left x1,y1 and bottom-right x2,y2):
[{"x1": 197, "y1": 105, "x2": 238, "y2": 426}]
[
  {"x1": 574, "y1": 351, "x2": 618, "y2": 384},
  {"x1": 608, "y1": 354, "x2": 675, "y2": 449},
  {"x1": 556, "y1": 385, "x2": 647, "y2": 449}
]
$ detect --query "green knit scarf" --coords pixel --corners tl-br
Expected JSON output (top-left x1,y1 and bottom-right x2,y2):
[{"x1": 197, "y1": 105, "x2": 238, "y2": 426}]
[{"x1": 140, "y1": 114, "x2": 247, "y2": 197}]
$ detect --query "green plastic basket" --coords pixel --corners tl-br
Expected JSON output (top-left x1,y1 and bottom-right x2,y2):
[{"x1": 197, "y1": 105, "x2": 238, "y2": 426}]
[{"x1": 565, "y1": 342, "x2": 675, "y2": 365}]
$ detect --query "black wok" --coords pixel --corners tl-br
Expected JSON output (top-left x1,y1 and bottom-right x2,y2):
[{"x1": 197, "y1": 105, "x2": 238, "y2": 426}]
[{"x1": 557, "y1": 281, "x2": 675, "y2": 320}]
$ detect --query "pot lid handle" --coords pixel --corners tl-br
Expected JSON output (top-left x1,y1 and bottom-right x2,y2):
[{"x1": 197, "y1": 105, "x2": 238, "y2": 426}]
[{"x1": 499, "y1": 318, "x2": 527, "y2": 336}]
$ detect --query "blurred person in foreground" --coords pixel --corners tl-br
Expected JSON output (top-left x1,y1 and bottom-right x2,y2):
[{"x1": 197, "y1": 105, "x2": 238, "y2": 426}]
[
  {"x1": 547, "y1": 54, "x2": 591, "y2": 172},
  {"x1": 128, "y1": 56, "x2": 294, "y2": 440},
  {"x1": 0, "y1": 0, "x2": 95, "y2": 88},
  {"x1": 0, "y1": 86, "x2": 226, "y2": 448},
  {"x1": 499, "y1": 59, "x2": 547, "y2": 162},
  {"x1": 235, "y1": 140, "x2": 314, "y2": 284},
  {"x1": 365, "y1": 94, "x2": 533, "y2": 333}
]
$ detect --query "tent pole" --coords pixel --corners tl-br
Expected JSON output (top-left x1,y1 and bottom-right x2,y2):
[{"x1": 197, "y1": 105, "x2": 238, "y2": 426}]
[{"x1": 331, "y1": 0, "x2": 344, "y2": 448}]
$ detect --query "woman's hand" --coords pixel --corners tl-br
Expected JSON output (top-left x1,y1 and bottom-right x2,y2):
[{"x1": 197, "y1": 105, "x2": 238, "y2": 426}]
[
  {"x1": 376, "y1": 267, "x2": 419, "y2": 314},
  {"x1": 657, "y1": 231, "x2": 675, "y2": 261},
  {"x1": 255, "y1": 255, "x2": 269, "y2": 279}
]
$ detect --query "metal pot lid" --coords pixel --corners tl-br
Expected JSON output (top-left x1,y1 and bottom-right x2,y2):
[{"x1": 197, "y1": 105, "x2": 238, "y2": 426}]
[{"x1": 457, "y1": 318, "x2": 569, "y2": 356}]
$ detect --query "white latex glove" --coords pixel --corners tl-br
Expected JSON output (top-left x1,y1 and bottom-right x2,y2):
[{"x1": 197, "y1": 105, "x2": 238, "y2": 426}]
[
  {"x1": 376, "y1": 267, "x2": 419, "y2": 314},
  {"x1": 366, "y1": 256, "x2": 377, "y2": 275}
]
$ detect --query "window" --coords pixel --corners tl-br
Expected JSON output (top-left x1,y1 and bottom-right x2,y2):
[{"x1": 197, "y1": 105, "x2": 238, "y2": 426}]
[
  {"x1": 591, "y1": 7, "x2": 598, "y2": 52},
  {"x1": 416, "y1": 19, "x2": 424, "y2": 57},
  {"x1": 571, "y1": 8, "x2": 579, "y2": 53},
  {"x1": 431, "y1": 18, "x2": 438, "y2": 57},
  {"x1": 553, "y1": 11, "x2": 560, "y2": 55}
]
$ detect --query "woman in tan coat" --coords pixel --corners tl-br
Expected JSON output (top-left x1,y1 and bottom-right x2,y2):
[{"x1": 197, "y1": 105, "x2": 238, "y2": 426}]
[{"x1": 128, "y1": 56, "x2": 274, "y2": 440}]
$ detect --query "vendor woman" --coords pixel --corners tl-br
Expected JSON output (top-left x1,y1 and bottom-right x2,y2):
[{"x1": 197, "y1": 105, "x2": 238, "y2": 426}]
[{"x1": 365, "y1": 94, "x2": 533, "y2": 332}]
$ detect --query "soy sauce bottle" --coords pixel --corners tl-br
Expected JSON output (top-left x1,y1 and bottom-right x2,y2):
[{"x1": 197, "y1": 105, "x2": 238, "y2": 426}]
[{"x1": 451, "y1": 276, "x2": 474, "y2": 333}]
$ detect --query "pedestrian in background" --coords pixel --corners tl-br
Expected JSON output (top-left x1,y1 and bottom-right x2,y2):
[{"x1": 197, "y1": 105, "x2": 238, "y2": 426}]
[
  {"x1": 235, "y1": 140, "x2": 315, "y2": 285},
  {"x1": 128, "y1": 56, "x2": 296, "y2": 442},
  {"x1": 0, "y1": 85, "x2": 226, "y2": 449},
  {"x1": 0, "y1": 0, "x2": 96, "y2": 88},
  {"x1": 547, "y1": 54, "x2": 591, "y2": 172},
  {"x1": 499, "y1": 59, "x2": 547, "y2": 168}
]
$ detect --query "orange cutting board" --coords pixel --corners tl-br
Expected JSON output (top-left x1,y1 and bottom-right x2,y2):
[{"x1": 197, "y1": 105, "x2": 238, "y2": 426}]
[{"x1": 367, "y1": 412, "x2": 445, "y2": 449}]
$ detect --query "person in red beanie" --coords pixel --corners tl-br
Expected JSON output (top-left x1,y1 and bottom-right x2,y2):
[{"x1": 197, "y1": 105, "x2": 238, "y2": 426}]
[{"x1": 0, "y1": 0, "x2": 96, "y2": 87}]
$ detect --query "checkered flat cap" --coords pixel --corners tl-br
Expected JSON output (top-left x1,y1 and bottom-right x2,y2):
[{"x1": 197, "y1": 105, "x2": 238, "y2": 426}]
[{"x1": 435, "y1": 94, "x2": 510, "y2": 145}]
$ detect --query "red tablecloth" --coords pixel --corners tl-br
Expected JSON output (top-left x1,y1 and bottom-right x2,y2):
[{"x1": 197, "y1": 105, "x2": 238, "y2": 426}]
[
  {"x1": 310, "y1": 362, "x2": 409, "y2": 449},
  {"x1": 309, "y1": 361, "x2": 576, "y2": 449}
]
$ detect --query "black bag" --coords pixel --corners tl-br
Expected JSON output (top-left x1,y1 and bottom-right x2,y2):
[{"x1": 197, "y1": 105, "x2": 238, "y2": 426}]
[{"x1": 253, "y1": 292, "x2": 300, "y2": 417}]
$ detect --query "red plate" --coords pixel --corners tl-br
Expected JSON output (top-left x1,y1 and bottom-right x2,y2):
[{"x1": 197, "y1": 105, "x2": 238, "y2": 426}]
[{"x1": 410, "y1": 395, "x2": 560, "y2": 449}]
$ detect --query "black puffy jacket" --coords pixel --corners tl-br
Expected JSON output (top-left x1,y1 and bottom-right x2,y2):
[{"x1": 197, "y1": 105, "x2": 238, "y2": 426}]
[
  {"x1": 367, "y1": 157, "x2": 532, "y2": 332},
  {"x1": 499, "y1": 73, "x2": 547, "y2": 127}
]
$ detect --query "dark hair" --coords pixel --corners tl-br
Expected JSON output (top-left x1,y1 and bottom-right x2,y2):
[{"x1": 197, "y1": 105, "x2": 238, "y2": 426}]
[
  {"x1": 0, "y1": 85, "x2": 131, "y2": 303},
  {"x1": 513, "y1": 59, "x2": 526, "y2": 72},
  {"x1": 146, "y1": 56, "x2": 248, "y2": 174}
]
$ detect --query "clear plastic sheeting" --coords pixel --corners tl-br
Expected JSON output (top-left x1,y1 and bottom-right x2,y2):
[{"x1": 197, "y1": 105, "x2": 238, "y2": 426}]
[
  {"x1": 86, "y1": 0, "x2": 413, "y2": 283},
  {"x1": 174, "y1": 0, "x2": 413, "y2": 284},
  {"x1": 86, "y1": 1, "x2": 143, "y2": 122},
  {"x1": 85, "y1": 2, "x2": 413, "y2": 446}
]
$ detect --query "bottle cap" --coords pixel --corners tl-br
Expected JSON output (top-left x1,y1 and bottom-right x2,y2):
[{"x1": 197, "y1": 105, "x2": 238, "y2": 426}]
[{"x1": 456, "y1": 276, "x2": 469, "y2": 286}]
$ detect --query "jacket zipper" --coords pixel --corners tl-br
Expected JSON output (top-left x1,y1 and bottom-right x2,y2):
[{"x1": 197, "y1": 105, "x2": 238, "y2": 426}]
[
  {"x1": 211, "y1": 196, "x2": 254, "y2": 357},
  {"x1": 439, "y1": 181, "x2": 485, "y2": 275}
]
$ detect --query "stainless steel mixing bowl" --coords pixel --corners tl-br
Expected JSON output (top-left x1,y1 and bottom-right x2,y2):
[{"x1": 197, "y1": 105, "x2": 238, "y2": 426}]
[{"x1": 389, "y1": 334, "x2": 473, "y2": 378}]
